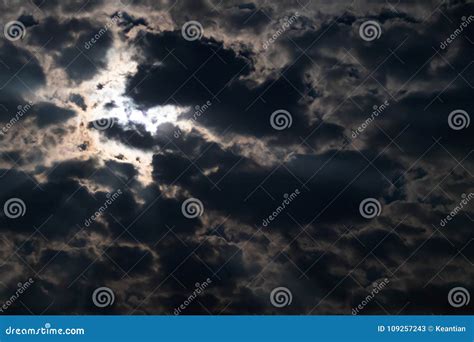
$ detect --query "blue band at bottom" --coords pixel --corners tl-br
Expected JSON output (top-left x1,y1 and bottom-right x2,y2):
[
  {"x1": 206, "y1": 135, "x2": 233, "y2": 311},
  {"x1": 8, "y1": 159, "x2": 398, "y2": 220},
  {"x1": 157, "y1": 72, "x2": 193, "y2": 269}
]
[{"x1": 0, "y1": 316, "x2": 472, "y2": 342}]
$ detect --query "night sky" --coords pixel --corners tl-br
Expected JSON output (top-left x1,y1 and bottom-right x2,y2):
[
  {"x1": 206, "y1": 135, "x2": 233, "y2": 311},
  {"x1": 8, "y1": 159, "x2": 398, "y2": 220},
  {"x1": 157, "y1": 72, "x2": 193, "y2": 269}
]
[{"x1": 0, "y1": 0, "x2": 473, "y2": 315}]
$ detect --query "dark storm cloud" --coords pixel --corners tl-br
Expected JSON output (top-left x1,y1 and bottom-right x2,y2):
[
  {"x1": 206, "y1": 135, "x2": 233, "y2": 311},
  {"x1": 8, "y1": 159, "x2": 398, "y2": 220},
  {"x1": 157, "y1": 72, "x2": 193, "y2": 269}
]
[
  {"x1": 103, "y1": 101, "x2": 117, "y2": 110},
  {"x1": 115, "y1": 11, "x2": 149, "y2": 34},
  {"x1": 212, "y1": 2, "x2": 273, "y2": 34},
  {"x1": 0, "y1": 40, "x2": 45, "y2": 122},
  {"x1": 69, "y1": 93, "x2": 87, "y2": 111},
  {"x1": 125, "y1": 30, "x2": 337, "y2": 142},
  {"x1": 125, "y1": 30, "x2": 253, "y2": 107},
  {"x1": 33, "y1": 102, "x2": 76, "y2": 127},
  {"x1": 28, "y1": 16, "x2": 114, "y2": 82},
  {"x1": 46, "y1": 158, "x2": 141, "y2": 191},
  {"x1": 0, "y1": 0, "x2": 472, "y2": 316},
  {"x1": 365, "y1": 88, "x2": 474, "y2": 160},
  {"x1": 151, "y1": 132, "x2": 403, "y2": 229},
  {"x1": 28, "y1": 17, "x2": 93, "y2": 50},
  {"x1": 91, "y1": 120, "x2": 161, "y2": 150},
  {"x1": 120, "y1": 0, "x2": 472, "y2": 315},
  {"x1": 0, "y1": 168, "x2": 99, "y2": 239},
  {"x1": 17, "y1": 14, "x2": 39, "y2": 28},
  {"x1": 0, "y1": 155, "x2": 253, "y2": 313}
]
